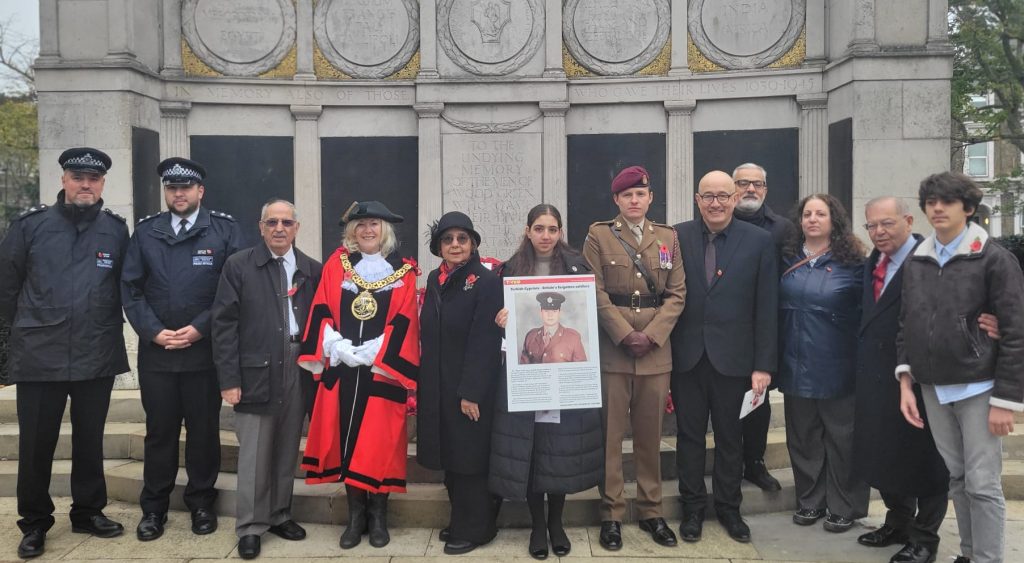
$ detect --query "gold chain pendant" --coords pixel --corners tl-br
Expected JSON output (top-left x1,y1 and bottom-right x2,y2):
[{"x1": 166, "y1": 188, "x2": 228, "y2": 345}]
[{"x1": 351, "y1": 289, "x2": 378, "y2": 321}]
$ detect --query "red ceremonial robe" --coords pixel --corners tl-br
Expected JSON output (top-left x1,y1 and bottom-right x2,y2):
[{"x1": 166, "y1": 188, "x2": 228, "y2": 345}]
[{"x1": 298, "y1": 248, "x2": 419, "y2": 492}]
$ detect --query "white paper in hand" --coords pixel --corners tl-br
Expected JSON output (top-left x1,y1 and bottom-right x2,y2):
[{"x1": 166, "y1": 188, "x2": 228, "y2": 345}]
[{"x1": 739, "y1": 390, "x2": 766, "y2": 419}]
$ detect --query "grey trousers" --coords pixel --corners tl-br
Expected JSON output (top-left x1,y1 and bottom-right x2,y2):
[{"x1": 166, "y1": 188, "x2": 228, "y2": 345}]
[
  {"x1": 922, "y1": 385, "x2": 1005, "y2": 563},
  {"x1": 784, "y1": 393, "x2": 869, "y2": 519},
  {"x1": 233, "y1": 343, "x2": 305, "y2": 537}
]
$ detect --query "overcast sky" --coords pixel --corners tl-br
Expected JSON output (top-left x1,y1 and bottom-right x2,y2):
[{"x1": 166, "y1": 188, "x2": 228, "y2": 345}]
[{"x1": 0, "y1": 0, "x2": 39, "y2": 93}]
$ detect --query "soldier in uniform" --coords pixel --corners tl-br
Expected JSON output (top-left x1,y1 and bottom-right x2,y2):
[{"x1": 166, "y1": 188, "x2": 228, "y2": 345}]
[
  {"x1": 582, "y1": 165, "x2": 686, "y2": 551},
  {"x1": 0, "y1": 148, "x2": 130, "y2": 559},
  {"x1": 519, "y1": 292, "x2": 587, "y2": 364},
  {"x1": 121, "y1": 157, "x2": 243, "y2": 541}
]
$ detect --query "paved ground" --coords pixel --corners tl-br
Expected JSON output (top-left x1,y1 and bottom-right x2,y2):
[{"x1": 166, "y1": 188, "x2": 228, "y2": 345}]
[{"x1": 1, "y1": 498, "x2": 1022, "y2": 562}]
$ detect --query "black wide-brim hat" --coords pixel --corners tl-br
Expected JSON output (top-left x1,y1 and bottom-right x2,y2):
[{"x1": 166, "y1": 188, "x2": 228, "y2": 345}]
[
  {"x1": 339, "y1": 200, "x2": 404, "y2": 226},
  {"x1": 429, "y1": 211, "x2": 482, "y2": 257}
]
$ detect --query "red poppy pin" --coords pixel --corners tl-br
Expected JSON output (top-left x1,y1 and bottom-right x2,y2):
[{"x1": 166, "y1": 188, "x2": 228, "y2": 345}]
[
  {"x1": 970, "y1": 237, "x2": 982, "y2": 253},
  {"x1": 464, "y1": 274, "x2": 478, "y2": 291},
  {"x1": 287, "y1": 282, "x2": 299, "y2": 297}
]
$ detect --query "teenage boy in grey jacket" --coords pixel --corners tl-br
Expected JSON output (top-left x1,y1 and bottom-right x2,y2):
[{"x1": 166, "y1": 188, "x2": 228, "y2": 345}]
[{"x1": 896, "y1": 171, "x2": 1024, "y2": 563}]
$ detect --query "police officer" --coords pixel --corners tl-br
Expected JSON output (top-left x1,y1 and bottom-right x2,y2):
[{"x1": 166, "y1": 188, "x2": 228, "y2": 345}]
[
  {"x1": 582, "y1": 165, "x2": 686, "y2": 550},
  {"x1": 0, "y1": 148, "x2": 129, "y2": 559},
  {"x1": 519, "y1": 292, "x2": 587, "y2": 364},
  {"x1": 121, "y1": 157, "x2": 243, "y2": 541}
]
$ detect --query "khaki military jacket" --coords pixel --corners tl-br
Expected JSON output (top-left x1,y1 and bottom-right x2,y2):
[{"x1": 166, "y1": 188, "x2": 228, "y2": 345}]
[
  {"x1": 583, "y1": 215, "x2": 686, "y2": 375},
  {"x1": 520, "y1": 325, "x2": 587, "y2": 364}
]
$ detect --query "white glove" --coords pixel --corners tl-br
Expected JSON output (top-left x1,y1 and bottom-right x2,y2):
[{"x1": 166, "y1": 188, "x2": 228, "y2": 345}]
[
  {"x1": 329, "y1": 337, "x2": 364, "y2": 368},
  {"x1": 352, "y1": 335, "x2": 384, "y2": 366}
]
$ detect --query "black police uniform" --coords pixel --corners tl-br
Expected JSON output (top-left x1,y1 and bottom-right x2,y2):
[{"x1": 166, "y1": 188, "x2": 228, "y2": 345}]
[
  {"x1": 121, "y1": 172, "x2": 243, "y2": 517},
  {"x1": 0, "y1": 190, "x2": 130, "y2": 534}
]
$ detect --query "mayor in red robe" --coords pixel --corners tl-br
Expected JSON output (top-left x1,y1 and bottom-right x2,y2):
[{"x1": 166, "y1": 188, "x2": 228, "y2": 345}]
[{"x1": 297, "y1": 201, "x2": 419, "y2": 550}]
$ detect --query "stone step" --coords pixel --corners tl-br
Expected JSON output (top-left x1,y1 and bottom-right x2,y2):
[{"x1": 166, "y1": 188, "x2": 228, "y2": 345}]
[
  {"x1": 100, "y1": 459, "x2": 801, "y2": 527},
  {"x1": 0, "y1": 460, "x2": 134, "y2": 497},
  {"x1": 0, "y1": 422, "x2": 143, "y2": 461}
]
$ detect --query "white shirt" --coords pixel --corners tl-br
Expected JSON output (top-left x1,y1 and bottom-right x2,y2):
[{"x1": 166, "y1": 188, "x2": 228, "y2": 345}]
[
  {"x1": 170, "y1": 206, "x2": 200, "y2": 233},
  {"x1": 271, "y1": 246, "x2": 299, "y2": 336}
]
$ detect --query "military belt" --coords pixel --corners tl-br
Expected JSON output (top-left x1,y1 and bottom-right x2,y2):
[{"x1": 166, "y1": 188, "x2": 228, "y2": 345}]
[{"x1": 608, "y1": 292, "x2": 663, "y2": 310}]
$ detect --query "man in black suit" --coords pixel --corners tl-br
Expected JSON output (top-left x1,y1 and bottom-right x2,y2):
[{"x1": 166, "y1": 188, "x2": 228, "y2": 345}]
[
  {"x1": 853, "y1": 196, "x2": 998, "y2": 563},
  {"x1": 670, "y1": 170, "x2": 778, "y2": 544}
]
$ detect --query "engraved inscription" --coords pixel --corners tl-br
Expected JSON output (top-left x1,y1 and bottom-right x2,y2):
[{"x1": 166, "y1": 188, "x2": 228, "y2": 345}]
[
  {"x1": 443, "y1": 134, "x2": 543, "y2": 260},
  {"x1": 572, "y1": 0, "x2": 659, "y2": 63},
  {"x1": 324, "y1": 0, "x2": 410, "y2": 66},
  {"x1": 570, "y1": 76, "x2": 819, "y2": 102},
  {"x1": 194, "y1": 0, "x2": 284, "y2": 64},
  {"x1": 701, "y1": 0, "x2": 793, "y2": 57}
]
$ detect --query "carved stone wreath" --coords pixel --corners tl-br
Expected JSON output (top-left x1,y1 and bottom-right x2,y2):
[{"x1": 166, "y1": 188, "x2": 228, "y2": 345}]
[
  {"x1": 688, "y1": 0, "x2": 806, "y2": 70},
  {"x1": 437, "y1": 0, "x2": 545, "y2": 76},
  {"x1": 313, "y1": 0, "x2": 420, "y2": 79},
  {"x1": 440, "y1": 112, "x2": 541, "y2": 133},
  {"x1": 562, "y1": 0, "x2": 670, "y2": 76},
  {"x1": 182, "y1": 0, "x2": 296, "y2": 76}
]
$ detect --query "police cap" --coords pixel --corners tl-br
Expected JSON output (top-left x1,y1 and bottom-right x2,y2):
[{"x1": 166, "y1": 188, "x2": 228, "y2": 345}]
[
  {"x1": 59, "y1": 147, "x2": 111, "y2": 175},
  {"x1": 157, "y1": 157, "x2": 206, "y2": 186}
]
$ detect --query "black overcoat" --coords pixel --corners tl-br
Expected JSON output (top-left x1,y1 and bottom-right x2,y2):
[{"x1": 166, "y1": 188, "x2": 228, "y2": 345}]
[
  {"x1": 417, "y1": 254, "x2": 503, "y2": 475},
  {"x1": 488, "y1": 254, "x2": 603, "y2": 500},
  {"x1": 853, "y1": 237, "x2": 949, "y2": 497}
]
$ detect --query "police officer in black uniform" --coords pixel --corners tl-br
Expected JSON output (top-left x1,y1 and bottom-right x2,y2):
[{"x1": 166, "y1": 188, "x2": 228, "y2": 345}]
[
  {"x1": 121, "y1": 157, "x2": 243, "y2": 541},
  {"x1": 0, "y1": 148, "x2": 130, "y2": 559}
]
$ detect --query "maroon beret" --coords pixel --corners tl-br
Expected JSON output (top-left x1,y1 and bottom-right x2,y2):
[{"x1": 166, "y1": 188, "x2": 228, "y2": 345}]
[{"x1": 611, "y1": 165, "x2": 651, "y2": 194}]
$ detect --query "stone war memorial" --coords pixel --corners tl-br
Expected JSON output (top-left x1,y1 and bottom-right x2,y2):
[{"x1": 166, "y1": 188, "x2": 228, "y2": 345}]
[{"x1": 35, "y1": 0, "x2": 952, "y2": 267}]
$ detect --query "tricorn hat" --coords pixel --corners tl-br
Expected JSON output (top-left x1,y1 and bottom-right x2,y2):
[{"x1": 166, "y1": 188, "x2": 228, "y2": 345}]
[{"x1": 428, "y1": 211, "x2": 482, "y2": 257}]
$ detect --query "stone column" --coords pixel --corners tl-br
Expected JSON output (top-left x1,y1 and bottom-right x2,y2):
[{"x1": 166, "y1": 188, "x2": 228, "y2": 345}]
[
  {"x1": 416, "y1": 103, "x2": 445, "y2": 269},
  {"x1": 292, "y1": 105, "x2": 323, "y2": 260},
  {"x1": 797, "y1": 94, "x2": 828, "y2": 199},
  {"x1": 38, "y1": 0, "x2": 59, "y2": 63},
  {"x1": 418, "y1": 0, "x2": 440, "y2": 79},
  {"x1": 848, "y1": 0, "x2": 878, "y2": 54},
  {"x1": 159, "y1": 101, "x2": 191, "y2": 159},
  {"x1": 665, "y1": 100, "x2": 696, "y2": 223},
  {"x1": 805, "y1": 0, "x2": 826, "y2": 64},
  {"x1": 295, "y1": 0, "x2": 315, "y2": 79},
  {"x1": 543, "y1": 0, "x2": 564, "y2": 78},
  {"x1": 669, "y1": 0, "x2": 689, "y2": 76},
  {"x1": 160, "y1": 0, "x2": 184, "y2": 77},
  {"x1": 927, "y1": 0, "x2": 950, "y2": 50},
  {"x1": 106, "y1": 0, "x2": 136, "y2": 61},
  {"x1": 540, "y1": 102, "x2": 569, "y2": 224}
]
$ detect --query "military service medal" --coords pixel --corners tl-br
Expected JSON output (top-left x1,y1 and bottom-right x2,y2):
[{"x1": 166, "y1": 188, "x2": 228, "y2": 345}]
[{"x1": 658, "y1": 241, "x2": 671, "y2": 269}]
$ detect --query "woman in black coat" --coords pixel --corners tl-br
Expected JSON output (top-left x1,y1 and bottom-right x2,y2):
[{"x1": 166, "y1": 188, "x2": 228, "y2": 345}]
[
  {"x1": 489, "y1": 204, "x2": 603, "y2": 560},
  {"x1": 417, "y1": 211, "x2": 503, "y2": 555}
]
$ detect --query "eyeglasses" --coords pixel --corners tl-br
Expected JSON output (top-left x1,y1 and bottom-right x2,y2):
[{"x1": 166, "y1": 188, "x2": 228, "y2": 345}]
[
  {"x1": 440, "y1": 233, "x2": 471, "y2": 245},
  {"x1": 735, "y1": 179, "x2": 766, "y2": 189},
  {"x1": 863, "y1": 220, "x2": 900, "y2": 232},
  {"x1": 697, "y1": 193, "x2": 735, "y2": 204},
  {"x1": 262, "y1": 218, "x2": 297, "y2": 228}
]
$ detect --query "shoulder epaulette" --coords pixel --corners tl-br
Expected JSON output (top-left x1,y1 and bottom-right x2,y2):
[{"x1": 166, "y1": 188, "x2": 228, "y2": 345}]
[
  {"x1": 15, "y1": 204, "x2": 48, "y2": 220},
  {"x1": 210, "y1": 210, "x2": 235, "y2": 221},
  {"x1": 103, "y1": 208, "x2": 127, "y2": 223},
  {"x1": 136, "y1": 212, "x2": 162, "y2": 225}
]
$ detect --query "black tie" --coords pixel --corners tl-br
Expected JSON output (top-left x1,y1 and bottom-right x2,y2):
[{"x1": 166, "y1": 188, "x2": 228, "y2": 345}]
[
  {"x1": 705, "y1": 232, "x2": 717, "y2": 286},
  {"x1": 275, "y1": 257, "x2": 290, "y2": 339},
  {"x1": 176, "y1": 218, "x2": 189, "y2": 238}
]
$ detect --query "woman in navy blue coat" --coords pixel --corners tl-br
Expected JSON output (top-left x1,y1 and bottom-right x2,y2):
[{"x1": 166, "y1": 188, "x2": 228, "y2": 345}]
[{"x1": 777, "y1": 194, "x2": 870, "y2": 534}]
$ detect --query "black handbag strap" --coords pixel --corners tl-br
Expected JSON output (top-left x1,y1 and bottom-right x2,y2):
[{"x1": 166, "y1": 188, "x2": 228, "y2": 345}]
[{"x1": 610, "y1": 224, "x2": 658, "y2": 295}]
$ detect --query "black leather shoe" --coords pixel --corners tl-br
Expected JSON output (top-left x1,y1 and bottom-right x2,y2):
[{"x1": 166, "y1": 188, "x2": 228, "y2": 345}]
[
  {"x1": 639, "y1": 517, "x2": 677, "y2": 547},
  {"x1": 443, "y1": 539, "x2": 479, "y2": 555},
  {"x1": 792, "y1": 507, "x2": 827, "y2": 526},
  {"x1": 823, "y1": 512, "x2": 855, "y2": 533},
  {"x1": 136, "y1": 513, "x2": 167, "y2": 541},
  {"x1": 438, "y1": 527, "x2": 451, "y2": 542},
  {"x1": 858, "y1": 523, "x2": 908, "y2": 547},
  {"x1": 528, "y1": 528, "x2": 548, "y2": 560},
  {"x1": 238, "y1": 534, "x2": 260, "y2": 559},
  {"x1": 72, "y1": 514, "x2": 124, "y2": 538},
  {"x1": 598, "y1": 520, "x2": 622, "y2": 551},
  {"x1": 744, "y1": 460, "x2": 783, "y2": 492},
  {"x1": 890, "y1": 542, "x2": 937, "y2": 563},
  {"x1": 549, "y1": 524, "x2": 570, "y2": 557},
  {"x1": 268, "y1": 520, "x2": 306, "y2": 541},
  {"x1": 679, "y1": 511, "x2": 704, "y2": 543},
  {"x1": 718, "y1": 511, "x2": 751, "y2": 543},
  {"x1": 17, "y1": 529, "x2": 44, "y2": 559},
  {"x1": 952, "y1": 556, "x2": 970, "y2": 563},
  {"x1": 191, "y1": 508, "x2": 217, "y2": 535}
]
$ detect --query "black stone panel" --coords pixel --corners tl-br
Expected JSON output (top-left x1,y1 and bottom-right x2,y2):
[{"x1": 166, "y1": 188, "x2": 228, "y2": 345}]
[
  {"x1": 828, "y1": 118, "x2": 854, "y2": 221},
  {"x1": 320, "y1": 137, "x2": 418, "y2": 260},
  {"x1": 566, "y1": 133, "x2": 666, "y2": 249},
  {"x1": 131, "y1": 127, "x2": 161, "y2": 223},
  {"x1": 693, "y1": 128, "x2": 800, "y2": 219},
  {"x1": 190, "y1": 135, "x2": 294, "y2": 250}
]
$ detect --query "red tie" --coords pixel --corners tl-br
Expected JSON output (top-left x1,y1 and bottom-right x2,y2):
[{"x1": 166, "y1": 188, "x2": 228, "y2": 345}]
[{"x1": 873, "y1": 255, "x2": 890, "y2": 302}]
